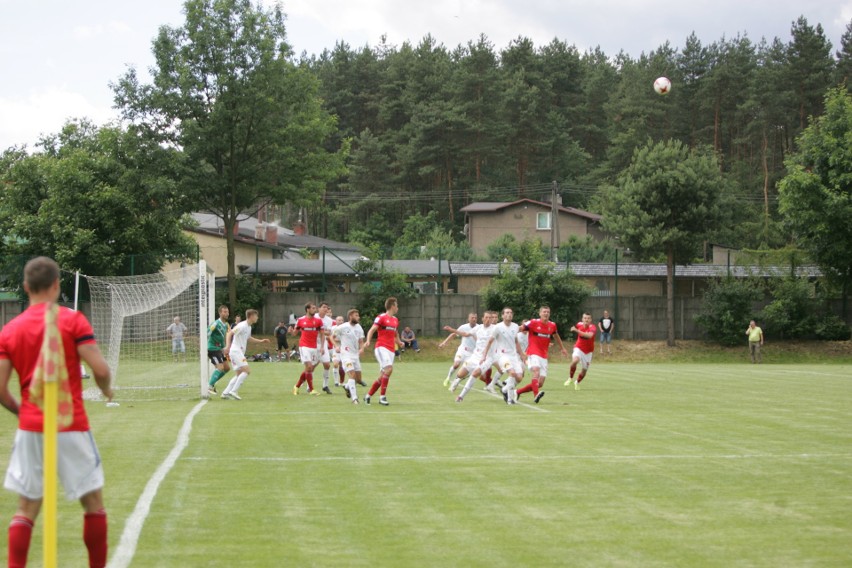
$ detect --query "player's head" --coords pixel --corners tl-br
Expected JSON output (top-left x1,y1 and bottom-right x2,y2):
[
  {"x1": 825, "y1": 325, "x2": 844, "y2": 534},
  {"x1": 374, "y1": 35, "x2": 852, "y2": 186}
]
[
  {"x1": 218, "y1": 305, "x2": 230, "y2": 319},
  {"x1": 582, "y1": 312, "x2": 592, "y2": 324},
  {"x1": 468, "y1": 312, "x2": 477, "y2": 325},
  {"x1": 336, "y1": 315, "x2": 344, "y2": 324},
  {"x1": 318, "y1": 302, "x2": 330, "y2": 316},
  {"x1": 347, "y1": 308, "x2": 360, "y2": 323},
  {"x1": 502, "y1": 307, "x2": 513, "y2": 322},
  {"x1": 603, "y1": 310, "x2": 609, "y2": 317},
  {"x1": 245, "y1": 309, "x2": 259, "y2": 324},
  {"x1": 539, "y1": 306, "x2": 551, "y2": 320},
  {"x1": 23, "y1": 256, "x2": 60, "y2": 299},
  {"x1": 305, "y1": 302, "x2": 317, "y2": 315},
  {"x1": 385, "y1": 297, "x2": 398, "y2": 314},
  {"x1": 173, "y1": 316, "x2": 181, "y2": 323}
]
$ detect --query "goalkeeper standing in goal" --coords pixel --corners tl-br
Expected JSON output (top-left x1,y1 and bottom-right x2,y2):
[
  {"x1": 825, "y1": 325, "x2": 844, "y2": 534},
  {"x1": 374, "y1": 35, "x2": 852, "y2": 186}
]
[
  {"x1": 207, "y1": 305, "x2": 232, "y2": 395},
  {"x1": 221, "y1": 310, "x2": 270, "y2": 400}
]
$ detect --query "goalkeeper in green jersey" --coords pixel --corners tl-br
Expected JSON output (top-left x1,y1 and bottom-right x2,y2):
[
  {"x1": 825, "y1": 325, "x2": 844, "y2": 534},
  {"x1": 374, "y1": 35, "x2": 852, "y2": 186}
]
[{"x1": 206, "y1": 305, "x2": 232, "y2": 396}]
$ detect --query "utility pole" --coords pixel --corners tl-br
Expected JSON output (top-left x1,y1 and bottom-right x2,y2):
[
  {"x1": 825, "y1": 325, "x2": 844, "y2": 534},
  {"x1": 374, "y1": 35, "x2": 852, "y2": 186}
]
[{"x1": 551, "y1": 180, "x2": 560, "y2": 261}]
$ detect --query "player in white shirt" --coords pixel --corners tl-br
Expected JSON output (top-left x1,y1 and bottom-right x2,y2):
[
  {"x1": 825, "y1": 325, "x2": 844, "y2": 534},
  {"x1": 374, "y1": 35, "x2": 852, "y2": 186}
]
[
  {"x1": 438, "y1": 312, "x2": 478, "y2": 387},
  {"x1": 332, "y1": 315, "x2": 346, "y2": 388},
  {"x1": 331, "y1": 309, "x2": 365, "y2": 404},
  {"x1": 317, "y1": 303, "x2": 336, "y2": 394},
  {"x1": 221, "y1": 309, "x2": 270, "y2": 400},
  {"x1": 483, "y1": 308, "x2": 527, "y2": 405},
  {"x1": 446, "y1": 311, "x2": 498, "y2": 402}
]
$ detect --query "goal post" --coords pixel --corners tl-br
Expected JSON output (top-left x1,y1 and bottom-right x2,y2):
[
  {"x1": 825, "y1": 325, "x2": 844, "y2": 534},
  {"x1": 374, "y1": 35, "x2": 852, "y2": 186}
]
[{"x1": 81, "y1": 261, "x2": 215, "y2": 401}]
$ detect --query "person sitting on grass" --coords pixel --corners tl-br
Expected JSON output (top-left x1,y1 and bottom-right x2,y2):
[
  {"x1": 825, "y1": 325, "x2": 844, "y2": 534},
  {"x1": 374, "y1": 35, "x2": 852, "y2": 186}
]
[{"x1": 400, "y1": 326, "x2": 420, "y2": 353}]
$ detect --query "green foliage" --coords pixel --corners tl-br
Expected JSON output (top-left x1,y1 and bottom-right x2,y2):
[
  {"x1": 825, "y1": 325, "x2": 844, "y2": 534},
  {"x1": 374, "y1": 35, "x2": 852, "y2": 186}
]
[
  {"x1": 557, "y1": 235, "x2": 619, "y2": 263},
  {"x1": 760, "y1": 278, "x2": 817, "y2": 338},
  {"x1": 0, "y1": 121, "x2": 196, "y2": 276},
  {"x1": 113, "y1": 0, "x2": 344, "y2": 305},
  {"x1": 481, "y1": 239, "x2": 590, "y2": 331},
  {"x1": 215, "y1": 275, "x2": 266, "y2": 326},
  {"x1": 814, "y1": 315, "x2": 851, "y2": 340},
  {"x1": 352, "y1": 255, "x2": 417, "y2": 330},
  {"x1": 694, "y1": 277, "x2": 764, "y2": 345},
  {"x1": 778, "y1": 87, "x2": 852, "y2": 303}
]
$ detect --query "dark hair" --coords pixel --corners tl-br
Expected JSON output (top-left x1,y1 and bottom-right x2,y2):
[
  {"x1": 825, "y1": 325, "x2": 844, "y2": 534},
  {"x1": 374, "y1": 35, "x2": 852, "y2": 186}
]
[
  {"x1": 24, "y1": 256, "x2": 59, "y2": 294},
  {"x1": 305, "y1": 302, "x2": 315, "y2": 313}
]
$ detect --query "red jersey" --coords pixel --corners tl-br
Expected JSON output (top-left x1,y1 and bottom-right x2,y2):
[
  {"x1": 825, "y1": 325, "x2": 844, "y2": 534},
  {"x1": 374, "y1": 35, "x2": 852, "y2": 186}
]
[
  {"x1": 372, "y1": 313, "x2": 399, "y2": 351},
  {"x1": 296, "y1": 315, "x2": 324, "y2": 348},
  {"x1": 0, "y1": 304, "x2": 96, "y2": 432},
  {"x1": 524, "y1": 319, "x2": 558, "y2": 358},
  {"x1": 574, "y1": 322, "x2": 597, "y2": 354}
]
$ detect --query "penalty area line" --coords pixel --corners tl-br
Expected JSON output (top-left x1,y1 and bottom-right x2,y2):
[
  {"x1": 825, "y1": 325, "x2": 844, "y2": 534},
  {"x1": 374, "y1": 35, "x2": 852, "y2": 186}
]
[{"x1": 107, "y1": 399, "x2": 208, "y2": 568}]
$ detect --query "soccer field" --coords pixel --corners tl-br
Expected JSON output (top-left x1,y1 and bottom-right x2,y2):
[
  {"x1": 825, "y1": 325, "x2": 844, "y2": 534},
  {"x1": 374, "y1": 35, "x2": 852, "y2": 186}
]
[{"x1": 2, "y1": 360, "x2": 851, "y2": 567}]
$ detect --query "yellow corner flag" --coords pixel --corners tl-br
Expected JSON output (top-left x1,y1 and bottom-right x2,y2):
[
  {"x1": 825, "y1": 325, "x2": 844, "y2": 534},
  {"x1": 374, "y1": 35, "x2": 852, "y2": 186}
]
[{"x1": 29, "y1": 303, "x2": 72, "y2": 568}]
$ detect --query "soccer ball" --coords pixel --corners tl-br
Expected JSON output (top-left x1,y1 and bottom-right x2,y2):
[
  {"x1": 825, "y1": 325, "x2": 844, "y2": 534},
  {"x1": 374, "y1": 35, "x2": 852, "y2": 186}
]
[{"x1": 653, "y1": 76, "x2": 672, "y2": 95}]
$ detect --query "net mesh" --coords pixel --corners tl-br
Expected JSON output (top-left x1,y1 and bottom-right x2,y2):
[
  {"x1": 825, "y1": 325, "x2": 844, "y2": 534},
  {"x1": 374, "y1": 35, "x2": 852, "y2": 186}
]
[{"x1": 83, "y1": 264, "x2": 212, "y2": 402}]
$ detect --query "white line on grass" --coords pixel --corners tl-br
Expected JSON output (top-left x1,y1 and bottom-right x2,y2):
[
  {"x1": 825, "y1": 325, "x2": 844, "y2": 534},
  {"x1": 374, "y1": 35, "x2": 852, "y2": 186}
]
[
  {"x1": 107, "y1": 399, "x2": 208, "y2": 568},
  {"x1": 183, "y1": 452, "x2": 852, "y2": 463}
]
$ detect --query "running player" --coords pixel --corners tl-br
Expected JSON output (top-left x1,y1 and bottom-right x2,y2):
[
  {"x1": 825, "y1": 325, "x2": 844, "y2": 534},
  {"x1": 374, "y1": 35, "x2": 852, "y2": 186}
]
[
  {"x1": 363, "y1": 297, "x2": 403, "y2": 406},
  {"x1": 516, "y1": 306, "x2": 568, "y2": 404},
  {"x1": 565, "y1": 312, "x2": 597, "y2": 390},
  {"x1": 438, "y1": 312, "x2": 478, "y2": 387},
  {"x1": 447, "y1": 311, "x2": 496, "y2": 402},
  {"x1": 483, "y1": 307, "x2": 526, "y2": 405}
]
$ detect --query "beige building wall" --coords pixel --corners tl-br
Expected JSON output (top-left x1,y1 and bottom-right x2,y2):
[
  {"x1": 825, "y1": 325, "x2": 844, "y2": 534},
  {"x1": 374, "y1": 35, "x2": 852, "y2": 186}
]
[
  {"x1": 468, "y1": 203, "x2": 595, "y2": 254},
  {"x1": 163, "y1": 231, "x2": 276, "y2": 276}
]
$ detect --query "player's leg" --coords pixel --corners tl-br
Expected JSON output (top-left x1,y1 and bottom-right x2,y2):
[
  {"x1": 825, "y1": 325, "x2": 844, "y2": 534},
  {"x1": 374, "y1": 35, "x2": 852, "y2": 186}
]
[{"x1": 79, "y1": 490, "x2": 108, "y2": 568}]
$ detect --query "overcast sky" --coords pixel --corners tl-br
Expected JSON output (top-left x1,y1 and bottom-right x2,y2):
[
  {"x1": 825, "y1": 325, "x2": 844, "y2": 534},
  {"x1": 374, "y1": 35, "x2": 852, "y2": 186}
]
[{"x1": 1, "y1": 0, "x2": 850, "y2": 151}]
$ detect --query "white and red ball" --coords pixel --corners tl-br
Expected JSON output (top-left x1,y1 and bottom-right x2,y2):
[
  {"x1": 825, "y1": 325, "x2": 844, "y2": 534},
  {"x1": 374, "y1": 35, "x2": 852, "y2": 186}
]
[{"x1": 653, "y1": 76, "x2": 672, "y2": 95}]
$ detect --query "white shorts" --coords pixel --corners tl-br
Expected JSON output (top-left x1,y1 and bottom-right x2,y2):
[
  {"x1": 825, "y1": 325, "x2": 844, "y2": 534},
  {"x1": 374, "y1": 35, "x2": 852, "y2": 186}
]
[
  {"x1": 5, "y1": 430, "x2": 104, "y2": 501},
  {"x1": 463, "y1": 355, "x2": 493, "y2": 375},
  {"x1": 526, "y1": 354, "x2": 549, "y2": 377},
  {"x1": 496, "y1": 353, "x2": 524, "y2": 376},
  {"x1": 454, "y1": 345, "x2": 473, "y2": 364},
  {"x1": 572, "y1": 348, "x2": 593, "y2": 370},
  {"x1": 374, "y1": 347, "x2": 395, "y2": 370},
  {"x1": 320, "y1": 344, "x2": 332, "y2": 364},
  {"x1": 340, "y1": 357, "x2": 362, "y2": 374},
  {"x1": 332, "y1": 350, "x2": 341, "y2": 366},
  {"x1": 229, "y1": 348, "x2": 248, "y2": 370},
  {"x1": 299, "y1": 347, "x2": 320, "y2": 367}
]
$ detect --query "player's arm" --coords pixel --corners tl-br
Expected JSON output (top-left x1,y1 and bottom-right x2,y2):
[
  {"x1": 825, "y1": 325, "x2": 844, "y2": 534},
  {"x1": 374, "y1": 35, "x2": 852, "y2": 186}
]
[
  {"x1": 78, "y1": 343, "x2": 113, "y2": 401},
  {"x1": 553, "y1": 331, "x2": 568, "y2": 356},
  {"x1": 0, "y1": 359, "x2": 19, "y2": 415},
  {"x1": 249, "y1": 335, "x2": 270, "y2": 344},
  {"x1": 224, "y1": 328, "x2": 235, "y2": 353},
  {"x1": 364, "y1": 323, "x2": 379, "y2": 347},
  {"x1": 438, "y1": 331, "x2": 457, "y2": 348},
  {"x1": 576, "y1": 327, "x2": 595, "y2": 339},
  {"x1": 515, "y1": 337, "x2": 527, "y2": 360},
  {"x1": 443, "y1": 325, "x2": 472, "y2": 337},
  {"x1": 481, "y1": 336, "x2": 496, "y2": 363}
]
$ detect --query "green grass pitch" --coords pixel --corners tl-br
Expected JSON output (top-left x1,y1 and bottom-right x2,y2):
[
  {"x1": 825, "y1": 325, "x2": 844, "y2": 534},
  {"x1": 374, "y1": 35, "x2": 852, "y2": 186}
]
[{"x1": 2, "y1": 359, "x2": 851, "y2": 567}]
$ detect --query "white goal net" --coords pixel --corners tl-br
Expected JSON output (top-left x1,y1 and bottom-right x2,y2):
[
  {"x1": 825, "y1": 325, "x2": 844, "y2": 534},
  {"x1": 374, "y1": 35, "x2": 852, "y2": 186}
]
[{"x1": 81, "y1": 262, "x2": 214, "y2": 401}]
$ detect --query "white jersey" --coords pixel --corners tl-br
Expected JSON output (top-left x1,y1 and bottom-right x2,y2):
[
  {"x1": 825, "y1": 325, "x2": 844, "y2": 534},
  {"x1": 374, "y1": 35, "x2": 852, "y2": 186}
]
[
  {"x1": 491, "y1": 322, "x2": 520, "y2": 354},
  {"x1": 332, "y1": 322, "x2": 364, "y2": 357},
  {"x1": 320, "y1": 315, "x2": 334, "y2": 350},
  {"x1": 518, "y1": 331, "x2": 529, "y2": 354},
  {"x1": 456, "y1": 323, "x2": 478, "y2": 351},
  {"x1": 470, "y1": 324, "x2": 493, "y2": 358},
  {"x1": 230, "y1": 320, "x2": 252, "y2": 353}
]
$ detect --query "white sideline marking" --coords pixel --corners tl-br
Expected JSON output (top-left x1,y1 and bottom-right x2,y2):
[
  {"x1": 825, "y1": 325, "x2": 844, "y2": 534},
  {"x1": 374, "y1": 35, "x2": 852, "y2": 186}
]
[
  {"x1": 107, "y1": 399, "x2": 208, "y2": 568},
  {"x1": 184, "y1": 452, "x2": 852, "y2": 463}
]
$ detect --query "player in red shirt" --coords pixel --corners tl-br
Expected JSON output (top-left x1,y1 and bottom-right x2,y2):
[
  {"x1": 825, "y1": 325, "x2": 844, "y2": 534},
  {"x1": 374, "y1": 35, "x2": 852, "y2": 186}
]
[
  {"x1": 565, "y1": 312, "x2": 597, "y2": 390},
  {"x1": 515, "y1": 305, "x2": 568, "y2": 404},
  {"x1": 0, "y1": 257, "x2": 113, "y2": 568},
  {"x1": 290, "y1": 302, "x2": 323, "y2": 395},
  {"x1": 362, "y1": 297, "x2": 403, "y2": 406}
]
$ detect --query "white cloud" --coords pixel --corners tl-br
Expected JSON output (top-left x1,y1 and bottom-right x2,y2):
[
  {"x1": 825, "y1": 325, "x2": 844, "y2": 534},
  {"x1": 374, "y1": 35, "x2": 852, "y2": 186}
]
[{"x1": 0, "y1": 88, "x2": 117, "y2": 151}]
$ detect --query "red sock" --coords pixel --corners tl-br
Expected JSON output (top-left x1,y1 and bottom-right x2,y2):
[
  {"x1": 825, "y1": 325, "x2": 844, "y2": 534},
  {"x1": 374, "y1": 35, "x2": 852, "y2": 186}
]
[
  {"x1": 577, "y1": 373, "x2": 585, "y2": 384},
  {"x1": 296, "y1": 372, "x2": 305, "y2": 388},
  {"x1": 338, "y1": 367, "x2": 345, "y2": 383},
  {"x1": 83, "y1": 509, "x2": 108, "y2": 568},
  {"x1": 306, "y1": 373, "x2": 314, "y2": 391},
  {"x1": 380, "y1": 374, "x2": 389, "y2": 395},
  {"x1": 531, "y1": 379, "x2": 540, "y2": 396},
  {"x1": 484, "y1": 368, "x2": 493, "y2": 384},
  {"x1": 8, "y1": 515, "x2": 33, "y2": 568},
  {"x1": 570, "y1": 366, "x2": 576, "y2": 379},
  {"x1": 368, "y1": 380, "x2": 380, "y2": 396},
  {"x1": 516, "y1": 383, "x2": 532, "y2": 395}
]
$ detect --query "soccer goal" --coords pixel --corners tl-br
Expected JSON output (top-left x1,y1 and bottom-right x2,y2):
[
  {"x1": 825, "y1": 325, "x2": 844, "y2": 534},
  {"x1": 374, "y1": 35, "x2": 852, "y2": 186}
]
[{"x1": 80, "y1": 262, "x2": 215, "y2": 402}]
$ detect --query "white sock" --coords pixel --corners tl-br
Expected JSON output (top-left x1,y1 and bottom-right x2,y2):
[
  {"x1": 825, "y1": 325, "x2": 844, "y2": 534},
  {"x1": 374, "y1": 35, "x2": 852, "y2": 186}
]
[
  {"x1": 450, "y1": 377, "x2": 461, "y2": 391},
  {"x1": 323, "y1": 368, "x2": 330, "y2": 388},
  {"x1": 233, "y1": 372, "x2": 248, "y2": 393},
  {"x1": 446, "y1": 365, "x2": 456, "y2": 380},
  {"x1": 503, "y1": 376, "x2": 516, "y2": 393},
  {"x1": 347, "y1": 378, "x2": 357, "y2": 400},
  {"x1": 223, "y1": 374, "x2": 240, "y2": 395},
  {"x1": 493, "y1": 370, "x2": 503, "y2": 384},
  {"x1": 460, "y1": 376, "x2": 476, "y2": 398}
]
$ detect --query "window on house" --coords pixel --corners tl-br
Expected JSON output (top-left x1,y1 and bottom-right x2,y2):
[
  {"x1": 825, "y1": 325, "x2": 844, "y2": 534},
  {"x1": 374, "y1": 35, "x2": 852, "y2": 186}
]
[{"x1": 536, "y1": 212, "x2": 551, "y2": 230}]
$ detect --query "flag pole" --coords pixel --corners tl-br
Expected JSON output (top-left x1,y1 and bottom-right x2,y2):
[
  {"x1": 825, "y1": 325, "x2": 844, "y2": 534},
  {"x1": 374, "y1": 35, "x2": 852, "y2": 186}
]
[{"x1": 42, "y1": 304, "x2": 59, "y2": 568}]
